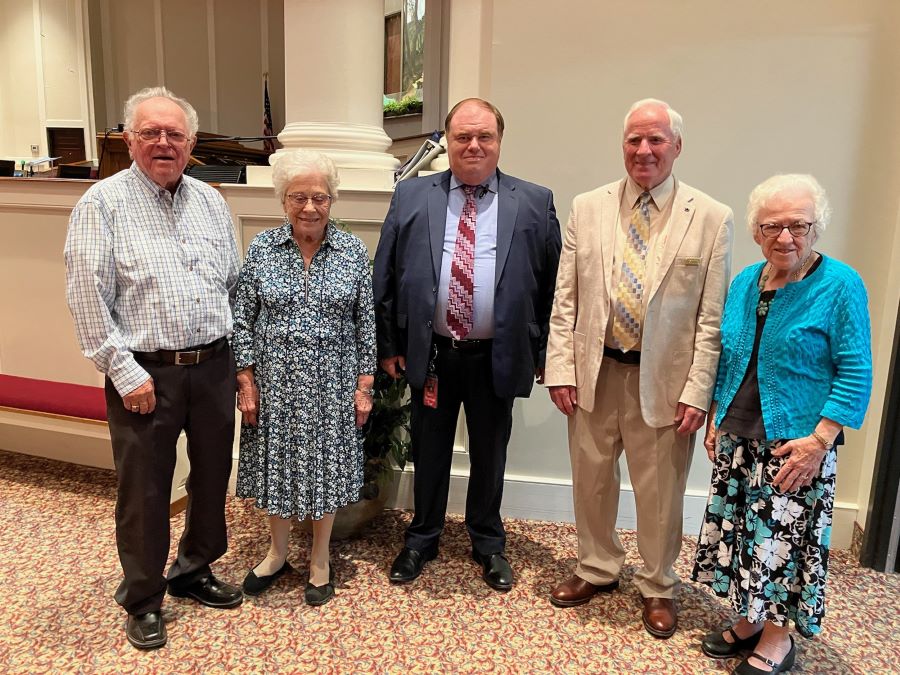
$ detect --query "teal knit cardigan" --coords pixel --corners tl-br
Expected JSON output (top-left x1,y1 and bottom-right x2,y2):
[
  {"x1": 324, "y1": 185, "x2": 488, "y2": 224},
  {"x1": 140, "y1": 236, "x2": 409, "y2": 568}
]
[{"x1": 713, "y1": 255, "x2": 872, "y2": 440}]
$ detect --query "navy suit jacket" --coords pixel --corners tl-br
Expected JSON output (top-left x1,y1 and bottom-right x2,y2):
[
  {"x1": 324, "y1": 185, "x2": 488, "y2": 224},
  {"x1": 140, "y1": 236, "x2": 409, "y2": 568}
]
[{"x1": 373, "y1": 169, "x2": 561, "y2": 399}]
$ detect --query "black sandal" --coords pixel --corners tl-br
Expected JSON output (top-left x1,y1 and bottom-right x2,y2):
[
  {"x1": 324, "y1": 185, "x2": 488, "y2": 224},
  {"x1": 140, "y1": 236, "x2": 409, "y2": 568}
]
[
  {"x1": 734, "y1": 636, "x2": 796, "y2": 674},
  {"x1": 701, "y1": 625, "x2": 763, "y2": 659}
]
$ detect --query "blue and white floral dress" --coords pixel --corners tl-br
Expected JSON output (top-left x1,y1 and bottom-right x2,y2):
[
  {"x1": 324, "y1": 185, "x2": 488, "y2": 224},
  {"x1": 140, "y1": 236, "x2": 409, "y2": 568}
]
[{"x1": 232, "y1": 221, "x2": 376, "y2": 520}]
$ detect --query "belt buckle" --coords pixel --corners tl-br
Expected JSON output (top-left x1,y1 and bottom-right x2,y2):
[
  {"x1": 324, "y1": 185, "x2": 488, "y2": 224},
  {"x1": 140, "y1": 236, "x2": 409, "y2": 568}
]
[
  {"x1": 175, "y1": 350, "x2": 201, "y2": 366},
  {"x1": 450, "y1": 338, "x2": 462, "y2": 350}
]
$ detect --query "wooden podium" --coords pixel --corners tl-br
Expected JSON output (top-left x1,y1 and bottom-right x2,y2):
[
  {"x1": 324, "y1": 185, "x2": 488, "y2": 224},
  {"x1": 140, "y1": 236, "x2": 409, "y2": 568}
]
[{"x1": 97, "y1": 131, "x2": 271, "y2": 180}]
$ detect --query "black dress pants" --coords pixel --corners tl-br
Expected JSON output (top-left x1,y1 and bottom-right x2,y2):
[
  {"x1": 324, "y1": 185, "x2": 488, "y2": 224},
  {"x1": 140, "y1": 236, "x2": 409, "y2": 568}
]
[
  {"x1": 104, "y1": 344, "x2": 235, "y2": 615},
  {"x1": 405, "y1": 341, "x2": 514, "y2": 556}
]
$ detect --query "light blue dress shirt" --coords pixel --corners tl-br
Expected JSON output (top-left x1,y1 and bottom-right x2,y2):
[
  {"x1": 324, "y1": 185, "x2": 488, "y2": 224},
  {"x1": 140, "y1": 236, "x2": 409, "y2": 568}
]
[{"x1": 433, "y1": 172, "x2": 498, "y2": 339}]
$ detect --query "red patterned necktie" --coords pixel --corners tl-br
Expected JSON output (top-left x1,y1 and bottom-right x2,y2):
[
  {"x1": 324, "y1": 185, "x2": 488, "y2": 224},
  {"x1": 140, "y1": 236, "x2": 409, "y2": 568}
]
[{"x1": 446, "y1": 185, "x2": 478, "y2": 339}]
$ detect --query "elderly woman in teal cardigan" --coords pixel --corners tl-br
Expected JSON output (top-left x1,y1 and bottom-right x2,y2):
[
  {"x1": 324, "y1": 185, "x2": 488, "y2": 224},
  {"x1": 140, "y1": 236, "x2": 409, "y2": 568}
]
[{"x1": 693, "y1": 174, "x2": 872, "y2": 675}]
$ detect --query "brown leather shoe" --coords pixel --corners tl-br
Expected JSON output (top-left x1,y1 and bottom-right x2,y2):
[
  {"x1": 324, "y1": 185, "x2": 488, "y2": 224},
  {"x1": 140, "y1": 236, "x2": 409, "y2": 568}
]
[
  {"x1": 642, "y1": 597, "x2": 677, "y2": 638},
  {"x1": 550, "y1": 575, "x2": 619, "y2": 607}
]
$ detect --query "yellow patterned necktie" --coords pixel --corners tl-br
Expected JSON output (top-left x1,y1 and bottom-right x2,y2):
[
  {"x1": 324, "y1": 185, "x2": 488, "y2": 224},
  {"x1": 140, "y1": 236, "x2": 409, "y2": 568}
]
[{"x1": 611, "y1": 191, "x2": 651, "y2": 352}]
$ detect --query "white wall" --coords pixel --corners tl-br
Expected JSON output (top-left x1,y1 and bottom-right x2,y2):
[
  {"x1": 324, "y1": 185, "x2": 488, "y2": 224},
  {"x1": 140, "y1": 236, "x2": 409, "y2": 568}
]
[{"x1": 477, "y1": 0, "x2": 900, "y2": 533}]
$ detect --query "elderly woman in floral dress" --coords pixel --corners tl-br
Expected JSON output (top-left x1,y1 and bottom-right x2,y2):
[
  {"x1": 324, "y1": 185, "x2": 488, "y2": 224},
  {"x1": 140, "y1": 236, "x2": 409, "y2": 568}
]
[
  {"x1": 232, "y1": 149, "x2": 376, "y2": 606},
  {"x1": 693, "y1": 174, "x2": 872, "y2": 674}
]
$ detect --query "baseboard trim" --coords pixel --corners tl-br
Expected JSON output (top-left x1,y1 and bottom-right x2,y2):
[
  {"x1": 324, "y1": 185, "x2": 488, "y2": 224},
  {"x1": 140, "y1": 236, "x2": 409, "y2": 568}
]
[
  {"x1": 225, "y1": 456, "x2": 858, "y2": 550},
  {"x1": 387, "y1": 467, "x2": 859, "y2": 550}
]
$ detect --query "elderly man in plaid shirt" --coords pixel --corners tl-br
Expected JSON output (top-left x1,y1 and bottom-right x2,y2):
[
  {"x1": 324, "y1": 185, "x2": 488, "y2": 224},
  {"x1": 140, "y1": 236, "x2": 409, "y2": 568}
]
[{"x1": 65, "y1": 87, "x2": 242, "y2": 650}]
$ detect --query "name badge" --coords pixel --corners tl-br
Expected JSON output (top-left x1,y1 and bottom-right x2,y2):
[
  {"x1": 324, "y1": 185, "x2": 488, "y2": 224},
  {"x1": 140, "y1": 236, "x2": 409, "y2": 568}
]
[{"x1": 676, "y1": 256, "x2": 701, "y2": 267}]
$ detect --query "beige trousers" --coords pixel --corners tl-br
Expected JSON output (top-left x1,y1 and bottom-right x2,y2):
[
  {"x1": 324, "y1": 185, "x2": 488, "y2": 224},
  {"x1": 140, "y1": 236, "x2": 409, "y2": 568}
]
[{"x1": 568, "y1": 357, "x2": 692, "y2": 598}]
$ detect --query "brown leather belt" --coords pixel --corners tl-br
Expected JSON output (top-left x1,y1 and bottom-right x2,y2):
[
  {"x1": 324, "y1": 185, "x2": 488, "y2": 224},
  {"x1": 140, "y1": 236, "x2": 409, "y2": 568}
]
[
  {"x1": 133, "y1": 337, "x2": 227, "y2": 366},
  {"x1": 432, "y1": 333, "x2": 492, "y2": 352},
  {"x1": 603, "y1": 345, "x2": 641, "y2": 365}
]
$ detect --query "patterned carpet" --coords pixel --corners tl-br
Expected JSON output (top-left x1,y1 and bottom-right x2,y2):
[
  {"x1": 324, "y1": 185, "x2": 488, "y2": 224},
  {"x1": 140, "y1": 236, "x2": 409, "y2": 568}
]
[{"x1": 1, "y1": 449, "x2": 898, "y2": 674}]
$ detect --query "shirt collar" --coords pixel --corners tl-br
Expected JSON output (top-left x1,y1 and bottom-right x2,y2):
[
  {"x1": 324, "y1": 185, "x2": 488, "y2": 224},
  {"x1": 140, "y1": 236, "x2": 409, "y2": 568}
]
[
  {"x1": 129, "y1": 162, "x2": 186, "y2": 199},
  {"x1": 450, "y1": 171, "x2": 498, "y2": 195},
  {"x1": 275, "y1": 219, "x2": 344, "y2": 249},
  {"x1": 624, "y1": 174, "x2": 675, "y2": 211}
]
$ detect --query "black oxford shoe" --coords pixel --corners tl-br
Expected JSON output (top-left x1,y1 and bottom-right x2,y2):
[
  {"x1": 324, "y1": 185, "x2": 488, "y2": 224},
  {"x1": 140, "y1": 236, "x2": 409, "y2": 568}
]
[
  {"x1": 126, "y1": 611, "x2": 167, "y2": 650},
  {"x1": 389, "y1": 546, "x2": 437, "y2": 583},
  {"x1": 473, "y1": 551, "x2": 514, "y2": 591},
  {"x1": 168, "y1": 573, "x2": 243, "y2": 608}
]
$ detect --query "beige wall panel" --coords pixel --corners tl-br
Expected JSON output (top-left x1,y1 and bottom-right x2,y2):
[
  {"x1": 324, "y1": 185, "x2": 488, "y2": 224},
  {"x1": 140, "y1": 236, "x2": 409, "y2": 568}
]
[
  {"x1": 0, "y1": 183, "x2": 100, "y2": 386},
  {"x1": 161, "y1": 0, "x2": 210, "y2": 128},
  {"x1": 487, "y1": 0, "x2": 888, "y2": 497},
  {"x1": 213, "y1": 0, "x2": 263, "y2": 138},
  {"x1": 39, "y1": 0, "x2": 83, "y2": 122},
  {"x1": 107, "y1": 1, "x2": 158, "y2": 106},
  {"x1": 86, "y1": 0, "x2": 108, "y2": 131},
  {"x1": 0, "y1": 2, "x2": 43, "y2": 158}
]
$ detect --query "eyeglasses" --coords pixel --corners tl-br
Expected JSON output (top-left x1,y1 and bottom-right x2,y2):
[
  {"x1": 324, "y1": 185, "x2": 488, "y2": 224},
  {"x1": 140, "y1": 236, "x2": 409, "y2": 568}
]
[
  {"x1": 131, "y1": 128, "x2": 191, "y2": 145},
  {"x1": 286, "y1": 193, "x2": 332, "y2": 207},
  {"x1": 757, "y1": 221, "x2": 815, "y2": 238}
]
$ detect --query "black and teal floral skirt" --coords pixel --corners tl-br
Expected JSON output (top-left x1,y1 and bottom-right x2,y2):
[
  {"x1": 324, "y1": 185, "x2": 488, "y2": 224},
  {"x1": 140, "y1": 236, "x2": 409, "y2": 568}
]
[{"x1": 692, "y1": 433, "x2": 837, "y2": 637}]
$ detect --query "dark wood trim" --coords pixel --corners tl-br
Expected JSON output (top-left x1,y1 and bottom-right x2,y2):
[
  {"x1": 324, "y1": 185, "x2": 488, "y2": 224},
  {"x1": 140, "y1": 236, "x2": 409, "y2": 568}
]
[{"x1": 860, "y1": 295, "x2": 900, "y2": 572}]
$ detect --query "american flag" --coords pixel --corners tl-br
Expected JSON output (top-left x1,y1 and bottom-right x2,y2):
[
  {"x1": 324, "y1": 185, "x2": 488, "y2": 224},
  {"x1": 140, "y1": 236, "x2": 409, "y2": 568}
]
[{"x1": 263, "y1": 76, "x2": 276, "y2": 155}]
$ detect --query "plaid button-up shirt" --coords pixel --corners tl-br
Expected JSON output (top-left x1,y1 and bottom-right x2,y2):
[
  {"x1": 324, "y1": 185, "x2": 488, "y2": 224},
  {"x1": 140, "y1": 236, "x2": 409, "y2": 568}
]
[{"x1": 65, "y1": 163, "x2": 241, "y2": 395}]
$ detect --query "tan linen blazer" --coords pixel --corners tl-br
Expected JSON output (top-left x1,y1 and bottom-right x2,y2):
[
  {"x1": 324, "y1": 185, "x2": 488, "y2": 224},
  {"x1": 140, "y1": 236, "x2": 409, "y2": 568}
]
[{"x1": 544, "y1": 178, "x2": 733, "y2": 427}]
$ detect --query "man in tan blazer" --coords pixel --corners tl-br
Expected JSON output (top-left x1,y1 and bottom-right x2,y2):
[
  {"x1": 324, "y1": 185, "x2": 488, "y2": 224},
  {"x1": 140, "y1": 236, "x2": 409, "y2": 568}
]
[{"x1": 544, "y1": 99, "x2": 733, "y2": 638}]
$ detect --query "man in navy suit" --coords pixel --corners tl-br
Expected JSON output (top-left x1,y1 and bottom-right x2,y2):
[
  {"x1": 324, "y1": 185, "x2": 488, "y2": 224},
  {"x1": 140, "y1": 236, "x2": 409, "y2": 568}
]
[{"x1": 374, "y1": 98, "x2": 561, "y2": 590}]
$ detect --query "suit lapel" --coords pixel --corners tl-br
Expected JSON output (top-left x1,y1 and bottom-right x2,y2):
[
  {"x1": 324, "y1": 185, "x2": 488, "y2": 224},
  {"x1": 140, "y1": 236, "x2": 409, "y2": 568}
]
[
  {"x1": 600, "y1": 181, "x2": 624, "y2": 294},
  {"x1": 428, "y1": 171, "x2": 452, "y2": 282},
  {"x1": 494, "y1": 170, "x2": 518, "y2": 288},
  {"x1": 649, "y1": 184, "x2": 695, "y2": 301}
]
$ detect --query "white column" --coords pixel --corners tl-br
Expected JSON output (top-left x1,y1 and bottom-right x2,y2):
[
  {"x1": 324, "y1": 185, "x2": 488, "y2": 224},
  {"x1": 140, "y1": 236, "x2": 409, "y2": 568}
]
[
  {"x1": 274, "y1": 0, "x2": 398, "y2": 189},
  {"x1": 429, "y1": 0, "x2": 493, "y2": 173}
]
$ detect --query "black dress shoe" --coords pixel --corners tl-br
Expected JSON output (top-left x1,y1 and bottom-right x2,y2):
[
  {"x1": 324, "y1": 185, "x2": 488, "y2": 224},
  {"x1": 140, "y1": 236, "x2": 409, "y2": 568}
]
[
  {"x1": 126, "y1": 611, "x2": 167, "y2": 650},
  {"x1": 472, "y1": 551, "x2": 513, "y2": 591},
  {"x1": 735, "y1": 636, "x2": 796, "y2": 674},
  {"x1": 701, "y1": 626, "x2": 763, "y2": 659},
  {"x1": 168, "y1": 573, "x2": 243, "y2": 608},
  {"x1": 243, "y1": 561, "x2": 292, "y2": 596},
  {"x1": 389, "y1": 546, "x2": 437, "y2": 583}
]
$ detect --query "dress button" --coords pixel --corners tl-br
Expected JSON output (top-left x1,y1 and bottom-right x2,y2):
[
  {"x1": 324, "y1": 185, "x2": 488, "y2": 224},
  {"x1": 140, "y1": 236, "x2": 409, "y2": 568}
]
[{"x1": 426, "y1": 320, "x2": 432, "y2": 328}]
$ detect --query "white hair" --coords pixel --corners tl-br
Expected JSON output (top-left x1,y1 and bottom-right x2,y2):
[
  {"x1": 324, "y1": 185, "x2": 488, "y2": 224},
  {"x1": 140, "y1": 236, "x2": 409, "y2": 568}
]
[
  {"x1": 271, "y1": 149, "x2": 340, "y2": 202},
  {"x1": 746, "y1": 174, "x2": 831, "y2": 238},
  {"x1": 123, "y1": 86, "x2": 199, "y2": 136},
  {"x1": 623, "y1": 98, "x2": 684, "y2": 141}
]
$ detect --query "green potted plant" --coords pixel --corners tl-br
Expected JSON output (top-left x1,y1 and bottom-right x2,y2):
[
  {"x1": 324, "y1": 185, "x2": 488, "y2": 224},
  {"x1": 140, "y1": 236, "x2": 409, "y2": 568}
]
[
  {"x1": 360, "y1": 369, "x2": 411, "y2": 499},
  {"x1": 322, "y1": 370, "x2": 409, "y2": 539}
]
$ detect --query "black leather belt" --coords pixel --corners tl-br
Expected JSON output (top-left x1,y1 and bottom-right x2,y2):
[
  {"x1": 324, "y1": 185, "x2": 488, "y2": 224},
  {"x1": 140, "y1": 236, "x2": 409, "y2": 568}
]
[
  {"x1": 133, "y1": 337, "x2": 227, "y2": 366},
  {"x1": 432, "y1": 333, "x2": 492, "y2": 352},
  {"x1": 603, "y1": 345, "x2": 641, "y2": 365}
]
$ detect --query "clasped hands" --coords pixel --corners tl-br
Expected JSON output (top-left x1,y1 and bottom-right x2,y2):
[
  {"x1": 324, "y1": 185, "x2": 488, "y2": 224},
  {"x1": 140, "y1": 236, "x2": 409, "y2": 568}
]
[{"x1": 705, "y1": 421, "x2": 827, "y2": 492}]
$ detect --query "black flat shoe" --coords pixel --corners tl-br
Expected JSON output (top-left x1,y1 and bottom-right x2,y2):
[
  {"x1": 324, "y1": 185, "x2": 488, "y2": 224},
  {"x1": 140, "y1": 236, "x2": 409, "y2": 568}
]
[
  {"x1": 304, "y1": 581, "x2": 335, "y2": 606},
  {"x1": 735, "y1": 636, "x2": 796, "y2": 674},
  {"x1": 472, "y1": 551, "x2": 513, "y2": 591},
  {"x1": 168, "y1": 573, "x2": 243, "y2": 608},
  {"x1": 389, "y1": 546, "x2": 437, "y2": 583},
  {"x1": 126, "y1": 611, "x2": 167, "y2": 650},
  {"x1": 701, "y1": 626, "x2": 763, "y2": 659},
  {"x1": 242, "y1": 560, "x2": 291, "y2": 596}
]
